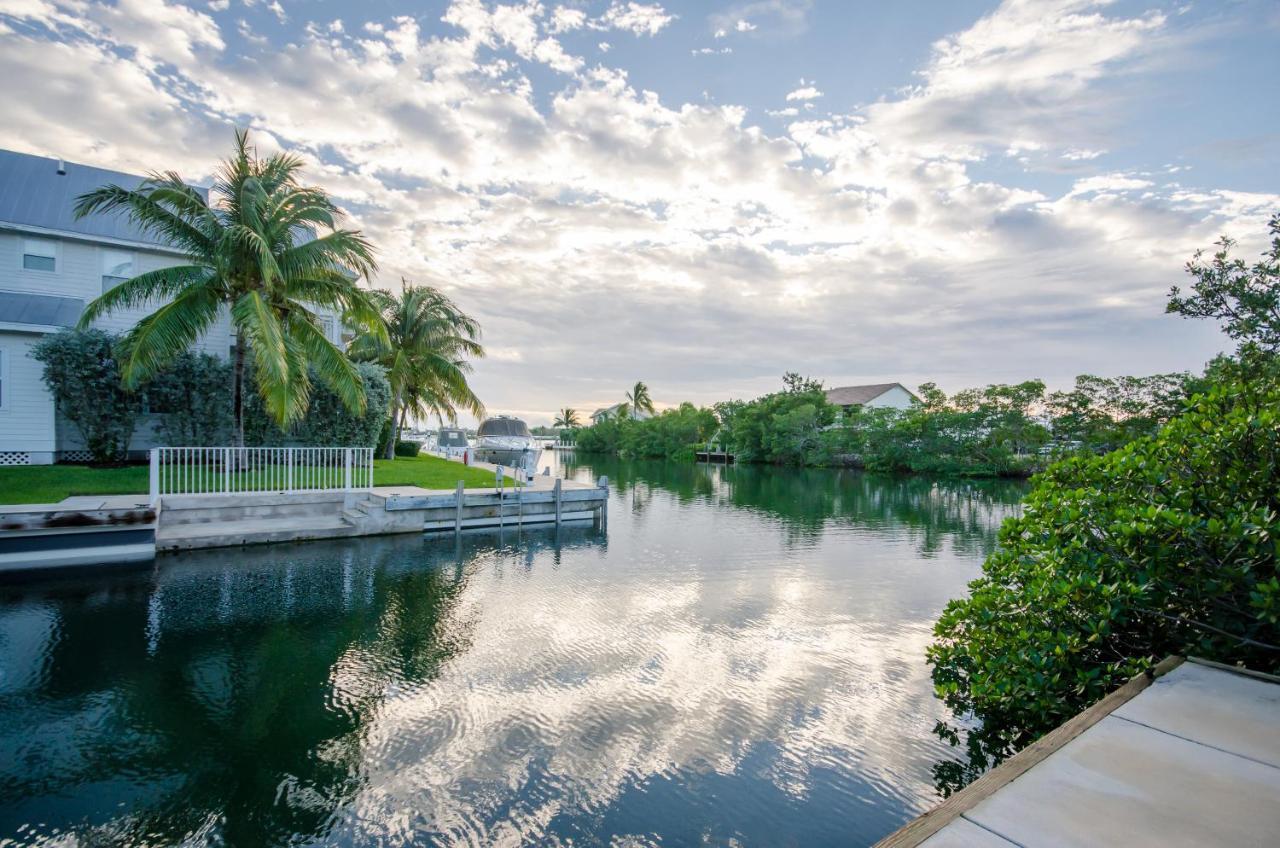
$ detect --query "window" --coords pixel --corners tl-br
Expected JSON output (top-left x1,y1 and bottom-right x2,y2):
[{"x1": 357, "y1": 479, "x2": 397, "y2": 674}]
[
  {"x1": 22, "y1": 238, "x2": 56, "y2": 272},
  {"x1": 319, "y1": 316, "x2": 335, "y2": 341},
  {"x1": 0, "y1": 350, "x2": 5, "y2": 409},
  {"x1": 101, "y1": 249, "x2": 134, "y2": 293}
]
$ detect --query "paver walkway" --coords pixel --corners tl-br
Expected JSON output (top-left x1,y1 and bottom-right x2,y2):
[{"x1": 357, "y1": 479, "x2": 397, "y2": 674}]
[{"x1": 879, "y1": 658, "x2": 1280, "y2": 848}]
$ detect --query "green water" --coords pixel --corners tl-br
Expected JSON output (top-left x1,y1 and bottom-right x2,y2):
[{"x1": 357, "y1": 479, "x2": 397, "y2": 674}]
[{"x1": 0, "y1": 457, "x2": 1025, "y2": 846}]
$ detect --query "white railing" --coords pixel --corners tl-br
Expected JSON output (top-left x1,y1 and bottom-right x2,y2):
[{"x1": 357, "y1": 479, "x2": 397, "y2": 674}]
[{"x1": 149, "y1": 446, "x2": 374, "y2": 503}]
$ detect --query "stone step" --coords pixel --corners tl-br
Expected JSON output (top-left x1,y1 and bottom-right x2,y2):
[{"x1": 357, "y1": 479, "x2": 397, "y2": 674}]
[{"x1": 156, "y1": 514, "x2": 356, "y2": 551}]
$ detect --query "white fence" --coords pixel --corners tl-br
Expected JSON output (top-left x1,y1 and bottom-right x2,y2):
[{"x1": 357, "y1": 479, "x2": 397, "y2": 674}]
[{"x1": 150, "y1": 447, "x2": 374, "y2": 502}]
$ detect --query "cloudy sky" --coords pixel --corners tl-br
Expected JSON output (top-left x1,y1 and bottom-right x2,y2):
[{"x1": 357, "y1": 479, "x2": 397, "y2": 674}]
[{"x1": 1, "y1": 0, "x2": 1277, "y2": 424}]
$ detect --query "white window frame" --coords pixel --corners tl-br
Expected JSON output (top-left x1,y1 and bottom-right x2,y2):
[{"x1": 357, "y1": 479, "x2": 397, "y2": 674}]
[
  {"x1": 21, "y1": 238, "x2": 58, "y2": 274},
  {"x1": 319, "y1": 316, "x2": 335, "y2": 341},
  {"x1": 100, "y1": 248, "x2": 135, "y2": 293},
  {"x1": 0, "y1": 348, "x2": 7, "y2": 411}
]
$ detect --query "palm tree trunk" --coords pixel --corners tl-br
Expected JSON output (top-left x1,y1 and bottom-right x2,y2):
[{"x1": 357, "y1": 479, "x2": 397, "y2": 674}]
[
  {"x1": 384, "y1": 389, "x2": 401, "y2": 460},
  {"x1": 232, "y1": 341, "x2": 246, "y2": 450}
]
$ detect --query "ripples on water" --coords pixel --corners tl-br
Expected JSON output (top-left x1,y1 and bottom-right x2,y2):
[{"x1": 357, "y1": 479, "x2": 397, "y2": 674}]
[{"x1": 0, "y1": 457, "x2": 1025, "y2": 847}]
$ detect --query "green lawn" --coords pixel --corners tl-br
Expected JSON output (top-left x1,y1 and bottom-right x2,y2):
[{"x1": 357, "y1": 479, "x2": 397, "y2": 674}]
[{"x1": 0, "y1": 452, "x2": 502, "y2": 505}]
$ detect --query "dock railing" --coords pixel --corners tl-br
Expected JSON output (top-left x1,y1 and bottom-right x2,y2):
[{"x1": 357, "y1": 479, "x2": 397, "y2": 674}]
[{"x1": 150, "y1": 446, "x2": 374, "y2": 504}]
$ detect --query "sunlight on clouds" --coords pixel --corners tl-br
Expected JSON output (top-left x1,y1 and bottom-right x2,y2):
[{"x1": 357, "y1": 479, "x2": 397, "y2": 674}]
[{"x1": 0, "y1": 0, "x2": 1273, "y2": 422}]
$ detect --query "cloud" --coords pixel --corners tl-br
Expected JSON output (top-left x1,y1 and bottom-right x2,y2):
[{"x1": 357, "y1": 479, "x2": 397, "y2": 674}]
[
  {"x1": 785, "y1": 85, "x2": 822, "y2": 101},
  {"x1": 0, "y1": 0, "x2": 1273, "y2": 425},
  {"x1": 710, "y1": 0, "x2": 812, "y2": 38},
  {"x1": 735, "y1": 19, "x2": 756, "y2": 32},
  {"x1": 596, "y1": 2, "x2": 674, "y2": 36}
]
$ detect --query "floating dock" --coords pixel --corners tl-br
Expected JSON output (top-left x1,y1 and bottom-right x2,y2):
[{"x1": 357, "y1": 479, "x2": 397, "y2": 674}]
[{"x1": 877, "y1": 656, "x2": 1280, "y2": 847}]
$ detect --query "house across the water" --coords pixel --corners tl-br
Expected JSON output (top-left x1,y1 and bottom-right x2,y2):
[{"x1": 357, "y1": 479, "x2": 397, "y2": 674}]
[
  {"x1": 0, "y1": 149, "x2": 346, "y2": 465},
  {"x1": 824, "y1": 382, "x2": 918, "y2": 415},
  {"x1": 589, "y1": 402, "x2": 653, "y2": 424}
]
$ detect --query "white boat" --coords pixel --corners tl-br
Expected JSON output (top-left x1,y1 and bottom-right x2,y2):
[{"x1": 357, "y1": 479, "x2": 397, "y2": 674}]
[
  {"x1": 434, "y1": 427, "x2": 470, "y2": 459},
  {"x1": 472, "y1": 416, "x2": 540, "y2": 473}
]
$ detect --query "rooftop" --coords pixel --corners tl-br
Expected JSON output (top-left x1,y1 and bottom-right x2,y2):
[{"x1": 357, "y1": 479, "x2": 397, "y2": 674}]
[
  {"x1": 824, "y1": 382, "x2": 915, "y2": 406},
  {"x1": 0, "y1": 148, "x2": 207, "y2": 249}
]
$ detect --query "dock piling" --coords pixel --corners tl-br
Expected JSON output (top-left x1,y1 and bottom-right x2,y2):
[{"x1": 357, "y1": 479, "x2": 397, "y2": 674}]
[{"x1": 454, "y1": 480, "x2": 464, "y2": 534}]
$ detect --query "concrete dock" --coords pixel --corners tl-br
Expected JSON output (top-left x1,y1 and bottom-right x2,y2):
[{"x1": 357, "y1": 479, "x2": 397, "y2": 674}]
[{"x1": 877, "y1": 657, "x2": 1280, "y2": 848}]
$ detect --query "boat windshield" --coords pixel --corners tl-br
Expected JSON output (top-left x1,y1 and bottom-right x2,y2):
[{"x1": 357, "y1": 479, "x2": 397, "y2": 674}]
[
  {"x1": 478, "y1": 418, "x2": 531, "y2": 438},
  {"x1": 438, "y1": 429, "x2": 468, "y2": 447}
]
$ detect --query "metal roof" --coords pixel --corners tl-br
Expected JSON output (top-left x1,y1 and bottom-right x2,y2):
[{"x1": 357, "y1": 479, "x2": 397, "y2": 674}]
[
  {"x1": 0, "y1": 290, "x2": 84, "y2": 328},
  {"x1": 824, "y1": 382, "x2": 917, "y2": 406},
  {"x1": 0, "y1": 149, "x2": 207, "y2": 248}
]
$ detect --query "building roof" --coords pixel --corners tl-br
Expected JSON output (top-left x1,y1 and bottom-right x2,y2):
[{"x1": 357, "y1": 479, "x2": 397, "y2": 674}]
[
  {"x1": 0, "y1": 291, "x2": 84, "y2": 328},
  {"x1": 0, "y1": 149, "x2": 207, "y2": 249},
  {"x1": 824, "y1": 382, "x2": 917, "y2": 406}
]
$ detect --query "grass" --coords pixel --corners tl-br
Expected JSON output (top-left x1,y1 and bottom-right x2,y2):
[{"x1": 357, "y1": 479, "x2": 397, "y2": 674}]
[{"x1": 0, "y1": 452, "x2": 502, "y2": 505}]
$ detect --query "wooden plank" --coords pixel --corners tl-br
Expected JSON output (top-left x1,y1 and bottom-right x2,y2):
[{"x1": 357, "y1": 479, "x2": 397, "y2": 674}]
[{"x1": 874, "y1": 656, "x2": 1185, "y2": 848}]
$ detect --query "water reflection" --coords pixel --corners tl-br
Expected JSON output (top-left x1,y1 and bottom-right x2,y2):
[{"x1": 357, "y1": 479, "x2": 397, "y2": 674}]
[{"x1": 1, "y1": 463, "x2": 1023, "y2": 846}]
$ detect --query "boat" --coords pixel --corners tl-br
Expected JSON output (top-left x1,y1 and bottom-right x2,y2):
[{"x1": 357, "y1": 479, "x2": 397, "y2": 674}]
[
  {"x1": 434, "y1": 427, "x2": 470, "y2": 459},
  {"x1": 472, "y1": 416, "x2": 541, "y2": 473}
]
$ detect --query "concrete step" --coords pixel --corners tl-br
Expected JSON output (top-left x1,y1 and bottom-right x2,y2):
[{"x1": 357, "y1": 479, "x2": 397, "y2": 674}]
[{"x1": 156, "y1": 514, "x2": 357, "y2": 551}]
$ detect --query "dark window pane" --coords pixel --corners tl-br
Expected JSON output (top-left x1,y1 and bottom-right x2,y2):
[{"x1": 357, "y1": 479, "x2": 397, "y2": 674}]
[{"x1": 23, "y1": 254, "x2": 55, "y2": 272}]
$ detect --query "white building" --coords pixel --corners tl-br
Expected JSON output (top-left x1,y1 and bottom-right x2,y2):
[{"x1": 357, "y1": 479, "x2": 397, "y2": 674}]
[
  {"x1": 824, "y1": 382, "x2": 919, "y2": 415},
  {"x1": 0, "y1": 149, "x2": 343, "y2": 465},
  {"x1": 589, "y1": 402, "x2": 654, "y2": 425}
]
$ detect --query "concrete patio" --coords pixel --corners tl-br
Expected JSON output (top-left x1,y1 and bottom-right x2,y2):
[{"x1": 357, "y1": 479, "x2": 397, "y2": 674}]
[{"x1": 879, "y1": 657, "x2": 1280, "y2": 847}]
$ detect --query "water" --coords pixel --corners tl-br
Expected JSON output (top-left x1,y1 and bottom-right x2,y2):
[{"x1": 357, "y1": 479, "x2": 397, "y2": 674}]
[{"x1": 0, "y1": 456, "x2": 1025, "y2": 847}]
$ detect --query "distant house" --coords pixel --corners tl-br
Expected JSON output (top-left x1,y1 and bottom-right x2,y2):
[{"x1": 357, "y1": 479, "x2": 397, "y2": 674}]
[
  {"x1": 589, "y1": 402, "x2": 653, "y2": 424},
  {"x1": 824, "y1": 383, "x2": 919, "y2": 415}
]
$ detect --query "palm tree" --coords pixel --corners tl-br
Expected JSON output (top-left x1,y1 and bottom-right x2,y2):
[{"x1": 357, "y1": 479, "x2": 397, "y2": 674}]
[
  {"x1": 350, "y1": 282, "x2": 485, "y2": 458},
  {"x1": 75, "y1": 129, "x2": 385, "y2": 446},
  {"x1": 553, "y1": 408, "x2": 580, "y2": 429},
  {"x1": 625, "y1": 381, "x2": 655, "y2": 420}
]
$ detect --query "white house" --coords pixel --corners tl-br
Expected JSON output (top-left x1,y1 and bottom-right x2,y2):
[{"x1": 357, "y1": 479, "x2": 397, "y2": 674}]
[
  {"x1": 0, "y1": 149, "x2": 345, "y2": 465},
  {"x1": 824, "y1": 383, "x2": 919, "y2": 415},
  {"x1": 589, "y1": 402, "x2": 653, "y2": 425}
]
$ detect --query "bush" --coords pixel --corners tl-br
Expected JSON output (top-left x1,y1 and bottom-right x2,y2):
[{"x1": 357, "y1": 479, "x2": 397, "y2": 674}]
[
  {"x1": 716, "y1": 377, "x2": 835, "y2": 465},
  {"x1": 394, "y1": 440, "x2": 421, "y2": 457},
  {"x1": 244, "y1": 363, "x2": 391, "y2": 448},
  {"x1": 928, "y1": 374, "x2": 1280, "y2": 791},
  {"x1": 31, "y1": 329, "x2": 139, "y2": 464},
  {"x1": 144, "y1": 351, "x2": 232, "y2": 446},
  {"x1": 573, "y1": 404, "x2": 718, "y2": 459}
]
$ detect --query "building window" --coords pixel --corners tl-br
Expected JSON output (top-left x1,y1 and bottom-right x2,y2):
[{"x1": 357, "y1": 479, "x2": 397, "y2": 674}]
[
  {"x1": 0, "y1": 349, "x2": 5, "y2": 409},
  {"x1": 22, "y1": 238, "x2": 56, "y2": 272},
  {"x1": 101, "y1": 249, "x2": 134, "y2": 293},
  {"x1": 319, "y1": 317, "x2": 335, "y2": 341}
]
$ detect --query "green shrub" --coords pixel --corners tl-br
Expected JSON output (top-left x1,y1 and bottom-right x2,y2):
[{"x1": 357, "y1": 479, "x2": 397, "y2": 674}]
[
  {"x1": 573, "y1": 404, "x2": 718, "y2": 459},
  {"x1": 928, "y1": 374, "x2": 1280, "y2": 792},
  {"x1": 394, "y1": 439, "x2": 421, "y2": 457},
  {"x1": 31, "y1": 329, "x2": 139, "y2": 464},
  {"x1": 245, "y1": 363, "x2": 391, "y2": 448},
  {"x1": 144, "y1": 351, "x2": 232, "y2": 446},
  {"x1": 716, "y1": 377, "x2": 835, "y2": 465}
]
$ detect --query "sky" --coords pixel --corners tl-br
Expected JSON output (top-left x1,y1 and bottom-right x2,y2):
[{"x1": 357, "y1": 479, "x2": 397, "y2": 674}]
[{"x1": 1, "y1": 0, "x2": 1277, "y2": 425}]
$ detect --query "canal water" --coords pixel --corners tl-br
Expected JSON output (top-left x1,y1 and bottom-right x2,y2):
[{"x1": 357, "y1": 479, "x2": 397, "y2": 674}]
[{"x1": 0, "y1": 456, "x2": 1025, "y2": 847}]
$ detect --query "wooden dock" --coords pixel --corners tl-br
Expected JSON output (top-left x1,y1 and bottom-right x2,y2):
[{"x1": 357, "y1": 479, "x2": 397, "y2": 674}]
[{"x1": 876, "y1": 656, "x2": 1280, "y2": 847}]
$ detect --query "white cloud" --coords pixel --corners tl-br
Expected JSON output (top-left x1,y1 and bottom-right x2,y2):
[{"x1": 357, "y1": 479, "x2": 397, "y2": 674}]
[
  {"x1": 0, "y1": 0, "x2": 1272, "y2": 424},
  {"x1": 549, "y1": 6, "x2": 586, "y2": 33},
  {"x1": 735, "y1": 19, "x2": 756, "y2": 32},
  {"x1": 596, "y1": 2, "x2": 673, "y2": 37},
  {"x1": 785, "y1": 85, "x2": 822, "y2": 101}
]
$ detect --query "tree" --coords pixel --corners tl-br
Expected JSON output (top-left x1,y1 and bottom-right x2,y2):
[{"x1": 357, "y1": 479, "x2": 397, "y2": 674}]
[
  {"x1": 554, "y1": 408, "x2": 580, "y2": 429},
  {"x1": 31, "y1": 329, "x2": 139, "y2": 464},
  {"x1": 349, "y1": 282, "x2": 484, "y2": 459},
  {"x1": 1167, "y1": 211, "x2": 1280, "y2": 355},
  {"x1": 74, "y1": 129, "x2": 385, "y2": 448},
  {"x1": 625, "y1": 381, "x2": 655, "y2": 419},
  {"x1": 928, "y1": 375, "x2": 1280, "y2": 793}
]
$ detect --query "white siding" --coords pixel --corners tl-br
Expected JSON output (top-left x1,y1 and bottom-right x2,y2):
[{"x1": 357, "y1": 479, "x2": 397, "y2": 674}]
[
  {"x1": 0, "y1": 332, "x2": 57, "y2": 455},
  {"x1": 864, "y1": 385, "x2": 917, "y2": 410},
  {"x1": 0, "y1": 229, "x2": 348, "y2": 460}
]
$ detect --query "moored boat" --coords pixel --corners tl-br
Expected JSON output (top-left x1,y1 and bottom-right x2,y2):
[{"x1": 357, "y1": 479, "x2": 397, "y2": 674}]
[{"x1": 472, "y1": 416, "x2": 540, "y2": 473}]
